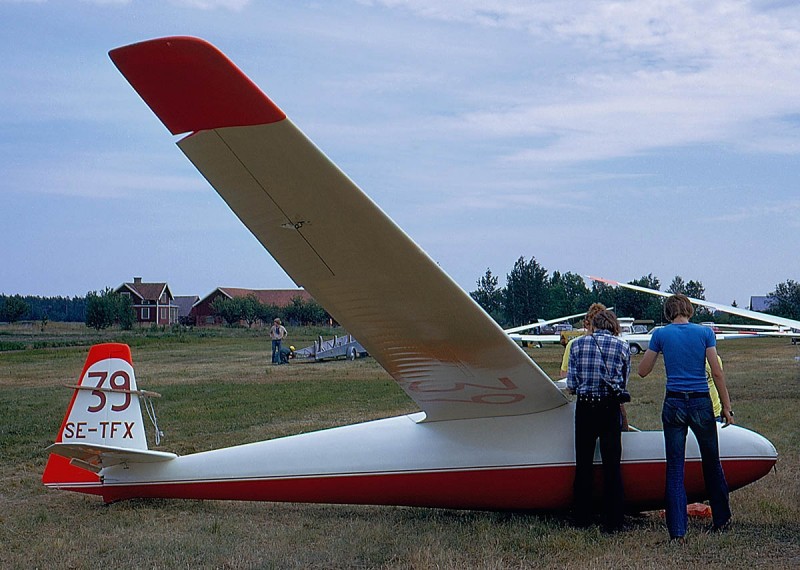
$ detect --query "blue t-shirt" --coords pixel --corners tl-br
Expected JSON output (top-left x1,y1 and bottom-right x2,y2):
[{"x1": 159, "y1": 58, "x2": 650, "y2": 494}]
[{"x1": 648, "y1": 323, "x2": 716, "y2": 392}]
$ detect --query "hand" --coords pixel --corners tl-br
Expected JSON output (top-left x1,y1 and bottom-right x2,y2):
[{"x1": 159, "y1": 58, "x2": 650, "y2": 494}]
[
  {"x1": 721, "y1": 409, "x2": 735, "y2": 428},
  {"x1": 620, "y1": 405, "x2": 629, "y2": 432}
]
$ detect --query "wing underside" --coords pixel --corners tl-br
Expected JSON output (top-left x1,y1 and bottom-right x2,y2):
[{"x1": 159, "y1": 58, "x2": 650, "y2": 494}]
[{"x1": 110, "y1": 36, "x2": 566, "y2": 422}]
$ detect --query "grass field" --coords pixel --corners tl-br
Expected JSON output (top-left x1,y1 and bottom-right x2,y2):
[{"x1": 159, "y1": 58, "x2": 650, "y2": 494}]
[{"x1": 1, "y1": 325, "x2": 798, "y2": 568}]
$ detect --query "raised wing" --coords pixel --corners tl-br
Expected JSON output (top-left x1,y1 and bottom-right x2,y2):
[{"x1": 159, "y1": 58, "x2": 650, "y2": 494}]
[
  {"x1": 589, "y1": 276, "x2": 800, "y2": 332},
  {"x1": 110, "y1": 37, "x2": 566, "y2": 422}
]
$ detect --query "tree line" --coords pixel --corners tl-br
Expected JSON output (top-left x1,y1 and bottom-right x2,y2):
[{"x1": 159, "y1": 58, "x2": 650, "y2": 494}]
[
  {"x1": 469, "y1": 256, "x2": 800, "y2": 327},
  {"x1": 0, "y1": 294, "x2": 87, "y2": 324},
  {"x1": 2, "y1": 267, "x2": 799, "y2": 329},
  {"x1": 210, "y1": 294, "x2": 330, "y2": 327},
  {"x1": 0, "y1": 290, "x2": 332, "y2": 330}
]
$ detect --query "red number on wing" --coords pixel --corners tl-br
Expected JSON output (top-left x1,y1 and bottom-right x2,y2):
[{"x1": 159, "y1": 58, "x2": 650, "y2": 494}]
[
  {"x1": 421, "y1": 393, "x2": 526, "y2": 405},
  {"x1": 407, "y1": 377, "x2": 518, "y2": 393},
  {"x1": 407, "y1": 377, "x2": 524, "y2": 405}
]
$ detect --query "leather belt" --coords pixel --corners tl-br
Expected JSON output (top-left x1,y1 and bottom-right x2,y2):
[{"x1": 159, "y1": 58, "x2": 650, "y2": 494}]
[{"x1": 666, "y1": 390, "x2": 709, "y2": 399}]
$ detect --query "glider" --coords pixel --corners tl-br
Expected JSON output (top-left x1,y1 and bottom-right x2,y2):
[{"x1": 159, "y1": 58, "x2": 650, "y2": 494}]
[
  {"x1": 588, "y1": 276, "x2": 800, "y2": 334},
  {"x1": 505, "y1": 312, "x2": 587, "y2": 345},
  {"x1": 43, "y1": 37, "x2": 777, "y2": 510}
]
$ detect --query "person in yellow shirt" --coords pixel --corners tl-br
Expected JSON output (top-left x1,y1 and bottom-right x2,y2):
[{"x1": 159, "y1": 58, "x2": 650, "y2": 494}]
[{"x1": 706, "y1": 354, "x2": 723, "y2": 419}]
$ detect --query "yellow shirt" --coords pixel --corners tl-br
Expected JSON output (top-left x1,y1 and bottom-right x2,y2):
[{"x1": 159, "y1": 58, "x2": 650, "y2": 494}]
[
  {"x1": 705, "y1": 355, "x2": 723, "y2": 417},
  {"x1": 561, "y1": 337, "x2": 578, "y2": 374}
]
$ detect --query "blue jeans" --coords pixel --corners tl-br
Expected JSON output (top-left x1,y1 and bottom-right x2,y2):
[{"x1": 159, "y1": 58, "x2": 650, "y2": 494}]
[
  {"x1": 271, "y1": 339, "x2": 281, "y2": 363},
  {"x1": 662, "y1": 394, "x2": 731, "y2": 538}
]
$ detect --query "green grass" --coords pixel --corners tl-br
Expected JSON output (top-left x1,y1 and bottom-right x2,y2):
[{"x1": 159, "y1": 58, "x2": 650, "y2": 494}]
[{"x1": 1, "y1": 330, "x2": 798, "y2": 568}]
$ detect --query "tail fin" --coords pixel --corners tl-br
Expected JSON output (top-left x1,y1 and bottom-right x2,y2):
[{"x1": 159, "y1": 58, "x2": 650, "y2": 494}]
[{"x1": 43, "y1": 343, "x2": 175, "y2": 493}]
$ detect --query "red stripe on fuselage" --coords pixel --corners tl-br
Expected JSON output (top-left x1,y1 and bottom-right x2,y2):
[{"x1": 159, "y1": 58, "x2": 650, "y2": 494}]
[{"x1": 90, "y1": 458, "x2": 774, "y2": 510}]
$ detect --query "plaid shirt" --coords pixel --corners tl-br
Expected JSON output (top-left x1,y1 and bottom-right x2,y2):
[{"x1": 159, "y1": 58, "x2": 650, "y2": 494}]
[{"x1": 567, "y1": 330, "x2": 630, "y2": 397}]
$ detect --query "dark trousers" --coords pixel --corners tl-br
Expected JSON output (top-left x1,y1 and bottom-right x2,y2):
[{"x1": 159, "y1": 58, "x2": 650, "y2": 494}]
[{"x1": 573, "y1": 399, "x2": 625, "y2": 529}]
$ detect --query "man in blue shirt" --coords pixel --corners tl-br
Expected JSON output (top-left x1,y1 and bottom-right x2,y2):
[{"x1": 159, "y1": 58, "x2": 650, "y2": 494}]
[
  {"x1": 567, "y1": 310, "x2": 630, "y2": 532},
  {"x1": 639, "y1": 294, "x2": 734, "y2": 541}
]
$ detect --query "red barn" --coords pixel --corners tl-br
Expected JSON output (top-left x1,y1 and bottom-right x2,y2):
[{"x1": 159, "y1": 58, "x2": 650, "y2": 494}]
[{"x1": 191, "y1": 287, "x2": 313, "y2": 326}]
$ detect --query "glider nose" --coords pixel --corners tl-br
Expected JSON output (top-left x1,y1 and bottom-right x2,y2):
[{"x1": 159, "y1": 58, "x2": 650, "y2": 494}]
[{"x1": 719, "y1": 425, "x2": 777, "y2": 491}]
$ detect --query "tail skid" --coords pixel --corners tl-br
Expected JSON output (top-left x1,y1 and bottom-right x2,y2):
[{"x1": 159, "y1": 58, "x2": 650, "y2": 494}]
[{"x1": 42, "y1": 343, "x2": 175, "y2": 494}]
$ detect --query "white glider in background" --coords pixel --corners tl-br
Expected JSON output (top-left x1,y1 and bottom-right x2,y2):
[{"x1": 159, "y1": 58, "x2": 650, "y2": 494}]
[
  {"x1": 505, "y1": 312, "x2": 587, "y2": 345},
  {"x1": 42, "y1": 37, "x2": 777, "y2": 511},
  {"x1": 589, "y1": 276, "x2": 800, "y2": 333}
]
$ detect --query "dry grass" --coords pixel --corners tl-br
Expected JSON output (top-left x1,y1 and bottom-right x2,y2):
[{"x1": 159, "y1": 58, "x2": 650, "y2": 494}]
[{"x1": 1, "y1": 330, "x2": 798, "y2": 569}]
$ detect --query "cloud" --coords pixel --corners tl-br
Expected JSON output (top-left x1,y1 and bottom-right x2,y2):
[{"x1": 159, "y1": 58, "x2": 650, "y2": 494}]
[
  {"x1": 709, "y1": 199, "x2": 800, "y2": 224},
  {"x1": 6, "y1": 152, "x2": 204, "y2": 199},
  {"x1": 364, "y1": 1, "x2": 800, "y2": 163}
]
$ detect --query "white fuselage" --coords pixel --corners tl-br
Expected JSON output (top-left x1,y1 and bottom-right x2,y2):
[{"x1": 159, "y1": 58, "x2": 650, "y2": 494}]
[{"x1": 90, "y1": 403, "x2": 776, "y2": 510}]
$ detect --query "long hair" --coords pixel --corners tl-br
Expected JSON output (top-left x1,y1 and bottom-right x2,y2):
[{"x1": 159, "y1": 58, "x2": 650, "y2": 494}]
[
  {"x1": 592, "y1": 310, "x2": 621, "y2": 335},
  {"x1": 583, "y1": 303, "x2": 607, "y2": 330}
]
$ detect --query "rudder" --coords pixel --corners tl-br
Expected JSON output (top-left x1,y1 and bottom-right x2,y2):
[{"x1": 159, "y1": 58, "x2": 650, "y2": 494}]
[{"x1": 43, "y1": 343, "x2": 152, "y2": 492}]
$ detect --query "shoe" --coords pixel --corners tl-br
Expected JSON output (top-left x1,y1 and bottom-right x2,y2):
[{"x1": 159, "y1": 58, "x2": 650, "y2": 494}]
[
  {"x1": 709, "y1": 519, "x2": 732, "y2": 534},
  {"x1": 669, "y1": 536, "x2": 686, "y2": 545}
]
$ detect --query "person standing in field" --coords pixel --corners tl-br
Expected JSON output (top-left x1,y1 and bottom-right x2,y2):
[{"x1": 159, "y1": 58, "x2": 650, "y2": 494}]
[
  {"x1": 567, "y1": 309, "x2": 630, "y2": 532},
  {"x1": 638, "y1": 294, "x2": 734, "y2": 541},
  {"x1": 559, "y1": 302, "x2": 607, "y2": 379},
  {"x1": 270, "y1": 318, "x2": 287, "y2": 365}
]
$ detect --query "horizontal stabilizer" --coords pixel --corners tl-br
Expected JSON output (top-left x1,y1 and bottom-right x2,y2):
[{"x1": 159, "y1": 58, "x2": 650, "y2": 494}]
[{"x1": 47, "y1": 442, "x2": 176, "y2": 469}]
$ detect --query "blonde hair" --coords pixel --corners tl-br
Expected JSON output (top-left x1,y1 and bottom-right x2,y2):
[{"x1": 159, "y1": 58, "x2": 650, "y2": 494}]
[{"x1": 664, "y1": 294, "x2": 694, "y2": 321}]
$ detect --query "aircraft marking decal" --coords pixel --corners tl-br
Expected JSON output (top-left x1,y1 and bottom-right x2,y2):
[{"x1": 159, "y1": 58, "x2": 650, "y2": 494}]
[
  {"x1": 407, "y1": 377, "x2": 525, "y2": 405},
  {"x1": 62, "y1": 421, "x2": 135, "y2": 440}
]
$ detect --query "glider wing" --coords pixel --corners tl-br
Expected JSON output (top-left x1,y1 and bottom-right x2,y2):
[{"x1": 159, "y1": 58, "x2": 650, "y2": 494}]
[{"x1": 110, "y1": 37, "x2": 566, "y2": 422}]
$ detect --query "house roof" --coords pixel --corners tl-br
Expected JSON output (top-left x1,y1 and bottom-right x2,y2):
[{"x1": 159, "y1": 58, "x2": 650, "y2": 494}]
[
  {"x1": 173, "y1": 295, "x2": 200, "y2": 317},
  {"x1": 749, "y1": 296, "x2": 773, "y2": 312},
  {"x1": 116, "y1": 281, "x2": 173, "y2": 303},
  {"x1": 197, "y1": 287, "x2": 313, "y2": 307}
]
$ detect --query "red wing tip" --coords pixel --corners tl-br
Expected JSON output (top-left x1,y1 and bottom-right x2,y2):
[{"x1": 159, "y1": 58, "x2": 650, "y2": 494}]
[
  {"x1": 587, "y1": 275, "x2": 619, "y2": 285},
  {"x1": 110, "y1": 36, "x2": 286, "y2": 135}
]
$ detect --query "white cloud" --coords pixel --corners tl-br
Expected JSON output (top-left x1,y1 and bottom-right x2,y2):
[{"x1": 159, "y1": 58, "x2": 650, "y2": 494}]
[
  {"x1": 364, "y1": 1, "x2": 800, "y2": 163},
  {"x1": 709, "y1": 199, "x2": 800, "y2": 224}
]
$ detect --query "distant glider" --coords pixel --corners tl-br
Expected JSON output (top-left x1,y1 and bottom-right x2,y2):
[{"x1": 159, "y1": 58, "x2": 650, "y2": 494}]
[
  {"x1": 505, "y1": 312, "x2": 587, "y2": 345},
  {"x1": 43, "y1": 37, "x2": 777, "y2": 510},
  {"x1": 589, "y1": 276, "x2": 800, "y2": 334}
]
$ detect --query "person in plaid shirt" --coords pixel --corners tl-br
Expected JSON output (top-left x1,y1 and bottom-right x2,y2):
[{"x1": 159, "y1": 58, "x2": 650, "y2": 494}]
[{"x1": 567, "y1": 310, "x2": 630, "y2": 532}]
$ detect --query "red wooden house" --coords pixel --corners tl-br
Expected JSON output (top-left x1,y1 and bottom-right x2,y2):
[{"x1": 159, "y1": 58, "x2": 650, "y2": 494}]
[{"x1": 115, "y1": 277, "x2": 178, "y2": 326}]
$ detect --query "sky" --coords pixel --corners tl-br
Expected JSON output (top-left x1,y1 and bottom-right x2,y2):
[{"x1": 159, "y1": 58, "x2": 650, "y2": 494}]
[{"x1": 2, "y1": 0, "x2": 799, "y2": 307}]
